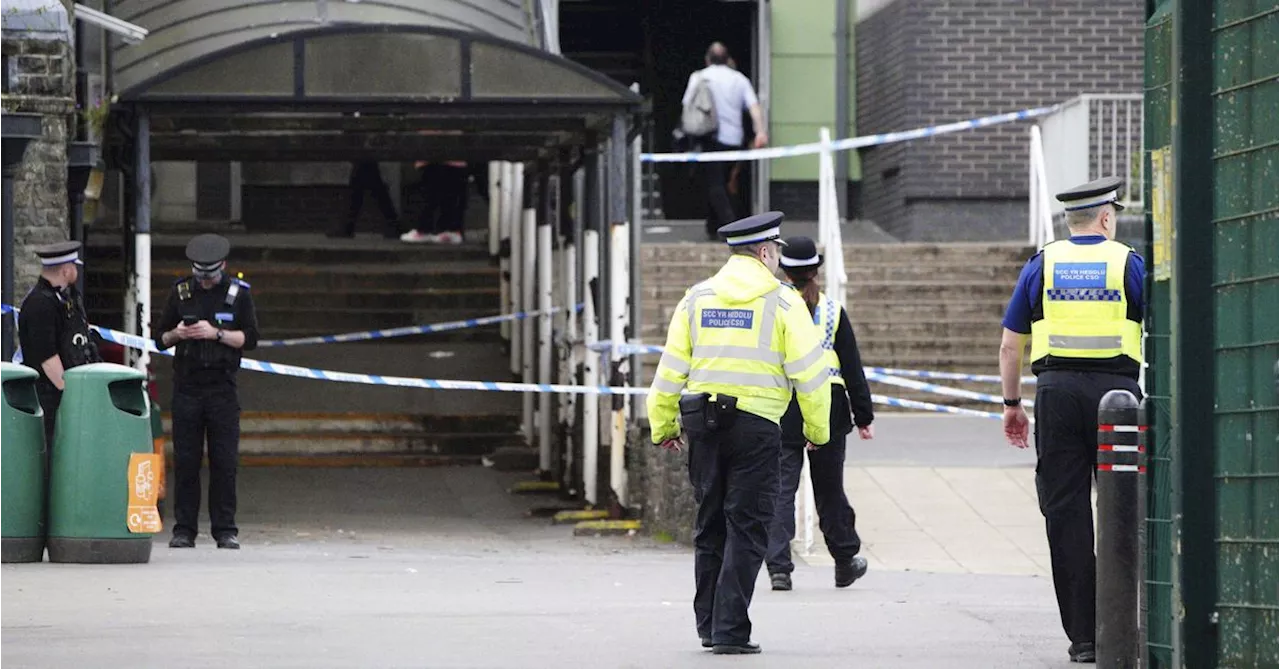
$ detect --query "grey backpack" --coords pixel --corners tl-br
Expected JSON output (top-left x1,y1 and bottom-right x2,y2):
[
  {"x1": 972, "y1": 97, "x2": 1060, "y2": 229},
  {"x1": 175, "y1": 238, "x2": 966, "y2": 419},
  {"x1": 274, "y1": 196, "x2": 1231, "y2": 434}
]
[{"x1": 681, "y1": 72, "x2": 719, "y2": 138}]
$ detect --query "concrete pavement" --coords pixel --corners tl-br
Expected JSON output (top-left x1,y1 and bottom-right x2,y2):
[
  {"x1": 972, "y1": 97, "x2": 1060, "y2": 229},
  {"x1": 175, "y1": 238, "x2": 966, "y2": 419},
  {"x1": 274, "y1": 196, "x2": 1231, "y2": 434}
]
[{"x1": 2, "y1": 417, "x2": 1085, "y2": 668}]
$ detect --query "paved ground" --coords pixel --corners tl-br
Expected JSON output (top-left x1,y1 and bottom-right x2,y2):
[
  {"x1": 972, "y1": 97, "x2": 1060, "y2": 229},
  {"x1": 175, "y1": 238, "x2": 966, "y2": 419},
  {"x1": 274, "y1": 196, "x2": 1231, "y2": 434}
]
[{"x1": 2, "y1": 417, "x2": 1083, "y2": 669}]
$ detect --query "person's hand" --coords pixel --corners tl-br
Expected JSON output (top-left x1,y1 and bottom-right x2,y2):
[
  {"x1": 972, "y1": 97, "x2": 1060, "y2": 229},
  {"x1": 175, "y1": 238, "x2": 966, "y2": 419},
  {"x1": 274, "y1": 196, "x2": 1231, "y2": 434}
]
[
  {"x1": 172, "y1": 323, "x2": 195, "y2": 340},
  {"x1": 857, "y1": 424, "x2": 875, "y2": 440},
  {"x1": 187, "y1": 320, "x2": 220, "y2": 341},
  {"x1": 805, "y1": 441, "x2": 819, "y2": 451},
  {"x1": 752, "y1": 132, "x2": 768, "y2": 149},
  {"x1": 658, "y1": 437, "x2": 684, "y2": 452},
  {"x1": 1004, "y1": 406, "x2": 1030, "y2": 449}
]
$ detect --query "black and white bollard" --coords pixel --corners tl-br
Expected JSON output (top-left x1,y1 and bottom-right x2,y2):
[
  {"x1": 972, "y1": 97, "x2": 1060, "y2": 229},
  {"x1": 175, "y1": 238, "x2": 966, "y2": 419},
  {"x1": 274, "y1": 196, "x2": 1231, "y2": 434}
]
[{"x1": 1096, "y1": 389, "x2": 1145, "y2": 668}]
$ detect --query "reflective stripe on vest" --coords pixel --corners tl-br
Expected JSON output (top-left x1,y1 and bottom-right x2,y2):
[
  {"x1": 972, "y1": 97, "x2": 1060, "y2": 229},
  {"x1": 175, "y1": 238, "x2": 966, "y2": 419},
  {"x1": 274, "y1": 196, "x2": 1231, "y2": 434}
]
[
  {"x1": 1029, "y1": 239, "x2": 1143, "y2": 363},
  {"x1": 815, "y1": 292, "x2": 845, "y2": 386}
]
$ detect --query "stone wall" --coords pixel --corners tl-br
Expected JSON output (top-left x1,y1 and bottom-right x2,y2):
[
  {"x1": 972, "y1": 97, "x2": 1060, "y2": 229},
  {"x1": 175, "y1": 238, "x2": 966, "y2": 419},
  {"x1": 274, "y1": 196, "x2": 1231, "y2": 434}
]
[
  {"x1": 3, "y1": 22, "x2": 74, "y2": 292},
  {"x1": 626, "y1": 421, "x2": 697, "y2": 544}
]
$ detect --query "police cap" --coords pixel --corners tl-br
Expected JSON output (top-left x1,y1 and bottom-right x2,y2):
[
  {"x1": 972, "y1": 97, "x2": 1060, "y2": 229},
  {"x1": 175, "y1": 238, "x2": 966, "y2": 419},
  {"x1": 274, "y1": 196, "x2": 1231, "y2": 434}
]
[
  {"x1": 779, "y1": 236, "x2": 822, "y2": 270},
  {"x1": 185, "y1": 234, "x2": 231, "y2": 270},
  {"x1": 1056, "y1": 176, "x2": 1126, "y2": 212},
  {"x1": 717, "y1": 211, "x2": 788, "y2": 247},
  {"x1": 34, "y1": 240, "x2": 83, "y2": 266}
]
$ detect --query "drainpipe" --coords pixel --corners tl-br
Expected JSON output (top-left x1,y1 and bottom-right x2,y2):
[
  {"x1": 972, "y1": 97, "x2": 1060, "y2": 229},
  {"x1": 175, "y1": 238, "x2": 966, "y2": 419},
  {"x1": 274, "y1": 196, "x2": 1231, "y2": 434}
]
[{"x1": 834, "y1": 0, "x2": 850, "y2": 221}]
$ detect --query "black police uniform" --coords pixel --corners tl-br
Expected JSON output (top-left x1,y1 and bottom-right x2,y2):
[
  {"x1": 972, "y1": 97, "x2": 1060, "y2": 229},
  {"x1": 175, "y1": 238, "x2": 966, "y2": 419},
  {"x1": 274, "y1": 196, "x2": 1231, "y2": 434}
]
[
  {"x1": 17, "y1": 241, "x2": 102, "y2": 447},
  {"x1": 766, "y1": 240, "x2": 875, "y2": 584},
  {"x1": 1014, "y1": 177, "x2": 1144, "y2": 655},
  {"x1": 154, "y1": 234, "x2": 259, "y2": 546}
]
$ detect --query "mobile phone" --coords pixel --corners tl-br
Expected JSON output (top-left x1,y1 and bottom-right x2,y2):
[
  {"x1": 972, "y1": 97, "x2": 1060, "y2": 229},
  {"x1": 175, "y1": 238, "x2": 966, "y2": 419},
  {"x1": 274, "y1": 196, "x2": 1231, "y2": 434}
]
[{"x1": 181, "y1": 316, "x2": 198, "y2": 326}]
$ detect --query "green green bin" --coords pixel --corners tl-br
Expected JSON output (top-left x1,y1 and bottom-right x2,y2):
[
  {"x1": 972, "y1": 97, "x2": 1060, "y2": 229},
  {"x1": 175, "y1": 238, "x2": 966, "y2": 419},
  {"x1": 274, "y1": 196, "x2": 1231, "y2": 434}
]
[
  {"x1": 48, "y1": 363, "x2": 157, "y2": 564},
  {"x1": 1, "y1": 362, "x2": 47, "y2": 563}
]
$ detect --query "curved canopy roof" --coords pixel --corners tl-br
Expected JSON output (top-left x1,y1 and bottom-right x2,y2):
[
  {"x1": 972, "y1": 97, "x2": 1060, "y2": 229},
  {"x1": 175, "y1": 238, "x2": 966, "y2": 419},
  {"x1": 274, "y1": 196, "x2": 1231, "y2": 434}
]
[{"x1": 103, "y1": 2, "x2": 641, "y2": 163}]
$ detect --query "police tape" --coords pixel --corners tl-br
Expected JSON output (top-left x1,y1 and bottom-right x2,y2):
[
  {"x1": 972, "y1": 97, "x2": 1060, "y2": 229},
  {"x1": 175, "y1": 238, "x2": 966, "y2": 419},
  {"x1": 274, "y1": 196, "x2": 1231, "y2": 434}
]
[
  {"x1": 866, "y1": 367, "x2": 1036, "y2": 386},
  {"x1": 258, "y1": 305, "x2": 584, "y2": 347},
  {"x1": 590, "y1": 341, "x2": 1036, "y2": 386},
  {"x1": 871, "y1": 394, "x2": 1004, "y2": 420},
  {"x1": 642, "y1": 106, "x2": 1057, "y2": 163},
  {"x1": 92, "y1": 326, "x2": 651, "y2": 396},
  {"x1": 90, "y1": 325, "x2": 1019, "y2": 419},
  {"x1": 866, "y1": 371, "x2": 1033, "y2": 408}
]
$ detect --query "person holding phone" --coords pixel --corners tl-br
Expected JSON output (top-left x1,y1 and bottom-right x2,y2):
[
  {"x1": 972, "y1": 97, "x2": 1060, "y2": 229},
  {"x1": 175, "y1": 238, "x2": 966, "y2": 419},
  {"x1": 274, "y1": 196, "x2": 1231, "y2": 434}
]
[{"x1": 154, "y1": 234, "x2": 259, "y2": 550}]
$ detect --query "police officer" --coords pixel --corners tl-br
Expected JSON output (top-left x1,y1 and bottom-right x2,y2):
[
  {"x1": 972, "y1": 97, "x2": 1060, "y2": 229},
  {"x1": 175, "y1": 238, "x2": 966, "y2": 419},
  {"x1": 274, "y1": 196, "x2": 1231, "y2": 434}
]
[
  {"x1": 17, "y1": 241, "x2": 102, "y2": 447},
  {"x1": 999, "y1": 177, "x2": 1144, "y2": 664},
  {"x1": 646, "y1": 212, "x2": 831, "y2": 655},
  {"x1": 154, "y1": 234, "x2": 259, "y2": 550},
  {"x1": 766, "y1": 236, "x2": 876, "y2": 592}
]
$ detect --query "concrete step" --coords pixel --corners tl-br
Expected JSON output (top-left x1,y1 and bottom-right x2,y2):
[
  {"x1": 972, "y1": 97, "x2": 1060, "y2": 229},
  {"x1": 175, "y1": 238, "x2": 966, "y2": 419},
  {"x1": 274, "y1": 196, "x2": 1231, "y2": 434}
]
[
  {"x1": 149, "y1": 342, "x2": 522, "y2": 415},
  {"x1": 85, "y1": 233, "x2": 493, "y2": 265},
  {"x1": 91, "y1": 307, "x2": 509, "y2": 338},
  {"x1": 87, "y1": 262, "x2": 501, "y2": 292},
  {"x1": 646, "y1": 261, "x2": 1027, "y2": 286},
  {"x1": 640, "y1": 242, "x2": 1035, "y2": 265},
  {"x1": 86, "y1": 288, "x2": 500, "y2": 313}
]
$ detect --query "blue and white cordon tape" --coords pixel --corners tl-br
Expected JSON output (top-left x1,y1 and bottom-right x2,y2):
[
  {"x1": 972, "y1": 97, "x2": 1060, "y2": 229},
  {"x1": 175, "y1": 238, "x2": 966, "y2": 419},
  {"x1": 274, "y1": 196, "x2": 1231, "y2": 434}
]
[
  {"x1": 642, "y1": 106, "x2": 1057, "y2": 163},
  {"x1": 866, "y1": 371, "x2": 1033, "y2": 409},
  {"x1": 257, "y1": 305, "x2": 583, "y2": 347}
]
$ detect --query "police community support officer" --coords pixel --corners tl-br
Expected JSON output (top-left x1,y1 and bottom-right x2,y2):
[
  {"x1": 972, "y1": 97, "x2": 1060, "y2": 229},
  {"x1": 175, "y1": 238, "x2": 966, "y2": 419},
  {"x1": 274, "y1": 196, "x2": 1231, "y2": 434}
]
[
  {"x1": 999, "y1": 177, "x2": 1144, "y2": 665},
  {"x1": 154, "y1": 234, "x2": 259, "y2": 550},
  {"x1": 646, "y1": 212, "x2": 831, "y2": 656},
  {"x1": 17, "y1": 241, "x2": 102, "y2": 446},
  {"x1": 766, "y1": 236, "x2": 876, "y2": 592}
]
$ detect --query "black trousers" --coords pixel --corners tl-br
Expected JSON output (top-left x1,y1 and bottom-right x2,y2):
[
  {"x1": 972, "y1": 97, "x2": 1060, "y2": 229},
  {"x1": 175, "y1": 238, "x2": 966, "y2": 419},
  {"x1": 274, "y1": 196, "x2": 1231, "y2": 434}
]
[
  {"x1": 36, "y1": 384, "x2": 60, "y2": 451},
  {"x1": 702, "y1": 140, "x2": 740, "y2": 237},
  {"x1": 415, "y1": 164, "x2": 469, "y2": 234},
  {"x1": 687, "y1": 410, "x2": 780, "y2": 646},
  {"x1": 1034, "y1": 370, "x2": 1142, "y2": 644},
  {"x1": 342, "y1": 161, "x2": 399, "y2": 234},
  {"x1": 766, "y1": 439, "x2": 861, "y2": 574},
  {"x1": 171, "y1": 383, "x2": 241, "y2": 538}
]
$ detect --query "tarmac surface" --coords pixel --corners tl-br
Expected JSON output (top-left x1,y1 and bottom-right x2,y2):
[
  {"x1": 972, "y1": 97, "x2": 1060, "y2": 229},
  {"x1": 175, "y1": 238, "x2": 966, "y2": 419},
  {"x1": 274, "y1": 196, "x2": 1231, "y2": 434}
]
[{"x1": 2, "y1": 416, "x2": 1081, "y2": 669}]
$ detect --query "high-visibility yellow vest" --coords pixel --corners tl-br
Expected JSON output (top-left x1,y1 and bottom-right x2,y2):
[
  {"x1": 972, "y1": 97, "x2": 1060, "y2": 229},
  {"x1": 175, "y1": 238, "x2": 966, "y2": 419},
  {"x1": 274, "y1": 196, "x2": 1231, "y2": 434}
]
[
  {"x1": 1030, "y1": 239, "x2": 1143, "y2": 364},
  {"x1": 646, "y1": 255, "x2": 832, "y2": 446},
  {"x1": 814, "y1": 292, "x2": 845, "y2": 387}
]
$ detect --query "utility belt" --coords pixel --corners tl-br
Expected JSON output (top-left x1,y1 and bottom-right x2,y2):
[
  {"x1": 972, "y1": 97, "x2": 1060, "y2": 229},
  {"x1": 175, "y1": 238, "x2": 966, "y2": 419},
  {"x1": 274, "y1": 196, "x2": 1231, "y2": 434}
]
[{"x1": 679, "y1": 392, "x2": 738, "y2": 433}]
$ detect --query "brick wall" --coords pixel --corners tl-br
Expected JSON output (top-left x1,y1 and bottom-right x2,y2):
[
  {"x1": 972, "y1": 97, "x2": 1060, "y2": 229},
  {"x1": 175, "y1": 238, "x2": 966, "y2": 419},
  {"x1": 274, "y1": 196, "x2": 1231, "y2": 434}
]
[
  {"x1": 856, "y1": 0, "x2": 1145, "y2": 240},
  {"x1": 2, "y1": 32, "x2": 74, "y2": 291}
]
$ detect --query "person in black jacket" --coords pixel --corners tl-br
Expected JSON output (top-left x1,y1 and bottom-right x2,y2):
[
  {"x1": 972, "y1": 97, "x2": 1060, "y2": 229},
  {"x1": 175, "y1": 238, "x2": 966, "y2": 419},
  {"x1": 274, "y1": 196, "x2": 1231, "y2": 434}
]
[
  {"x1": 154, "y1": 234, "x2": 259, "y2": 550},
  {"x1": 766, "y1": 236, "x2": 875, "y2": 591}
]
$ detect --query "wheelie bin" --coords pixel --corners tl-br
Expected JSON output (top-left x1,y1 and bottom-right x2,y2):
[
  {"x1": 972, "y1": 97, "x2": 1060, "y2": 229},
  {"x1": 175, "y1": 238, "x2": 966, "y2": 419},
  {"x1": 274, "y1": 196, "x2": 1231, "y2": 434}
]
[
  {"x1": 1, "y1": 362, "x2": 47, "y2": 563},
  {"x1": 47, "y1": 363, "x2": 160, "y2": 564}
]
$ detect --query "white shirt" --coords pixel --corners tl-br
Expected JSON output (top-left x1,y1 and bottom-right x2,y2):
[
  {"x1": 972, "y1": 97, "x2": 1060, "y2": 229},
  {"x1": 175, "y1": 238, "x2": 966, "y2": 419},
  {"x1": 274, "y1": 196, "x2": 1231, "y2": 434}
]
[{"x1": 682, "y1": 65, "x2": 760, "y2": 147}]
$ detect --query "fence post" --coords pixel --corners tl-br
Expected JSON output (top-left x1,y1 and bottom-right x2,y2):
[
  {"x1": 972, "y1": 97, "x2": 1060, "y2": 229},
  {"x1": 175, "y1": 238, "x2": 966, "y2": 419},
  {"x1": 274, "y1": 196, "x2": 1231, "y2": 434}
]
[
  {"x1": 582, "y1": 229, "x2": 601, "y2": 505},
  {"x1": 507, "y1": 163, "x2": 524, "y2": 376},
  {"x1": 1096, "y1": 389, "x2": 1144, "y2": 668},
  {"x1": 537, "y1": 209, "x2": 554, "y2": 473},
  {"x1": 521, "y1": 206, "x2": 537, "y2": 447},
  {"x1": 608, "y1": 220, "x2": 631, "y2": 508}
]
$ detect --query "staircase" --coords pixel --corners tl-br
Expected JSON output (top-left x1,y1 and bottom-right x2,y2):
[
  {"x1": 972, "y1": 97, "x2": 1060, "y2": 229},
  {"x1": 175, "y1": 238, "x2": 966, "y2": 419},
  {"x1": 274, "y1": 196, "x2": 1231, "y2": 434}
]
[
  {"x1": 84, "y1": 233, "x2": 523, "y2": 464},
  {"x1": 638, "y1": 241, "x2": 1037, "y2": 411}
]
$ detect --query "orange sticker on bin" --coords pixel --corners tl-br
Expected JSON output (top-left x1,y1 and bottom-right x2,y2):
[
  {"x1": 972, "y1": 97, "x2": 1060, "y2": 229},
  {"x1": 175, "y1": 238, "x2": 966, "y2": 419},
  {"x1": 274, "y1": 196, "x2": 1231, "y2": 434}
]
[{"x1": 127, "y1": 453, "x2": 163, "y2": 534}]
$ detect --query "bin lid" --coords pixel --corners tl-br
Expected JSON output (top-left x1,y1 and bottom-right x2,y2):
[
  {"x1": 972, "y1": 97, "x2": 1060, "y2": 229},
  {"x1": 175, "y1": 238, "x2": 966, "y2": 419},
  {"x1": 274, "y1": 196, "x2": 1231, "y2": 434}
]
[
  {"x1": 0, "y1": 361, "x2": 38, "y2": 382},
  {"x1": 62, "y1": 362, "x2": 147, "y2": 382}
]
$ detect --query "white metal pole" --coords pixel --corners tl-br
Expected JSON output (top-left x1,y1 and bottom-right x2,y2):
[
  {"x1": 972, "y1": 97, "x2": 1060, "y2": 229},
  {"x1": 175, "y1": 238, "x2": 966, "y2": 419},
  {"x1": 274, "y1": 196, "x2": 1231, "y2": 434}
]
[
  {"x1": 498, "y1": 163, "x2": 513, "y2": 342},
  {"x1": 522, "y1": 208, "x2": 537, "y2": 445},
  {"x1": 1029, "y1": 128, "x2": 1039, "y2": 246},
  {"x1": 509, "y1": 164, "x2": 524, "y2": 376},
  {"x1": 582, "y1": 229, "x2": 601, "y2": 505},
  {"x1": 537, "y1": 222, "x2": 554, "y2": 472},
  {"x1": 608, "y1": 221, "x2": 630, "y2": 507},
  {"x1": 488, "y1": 162, "x2": 501, "y2": 258},
  {"x1": 562, "y1": 241, "x2": 579, "y2": 482},
  {"x1": 134, "y1": 233, "x2": 151, "y2": 371}
]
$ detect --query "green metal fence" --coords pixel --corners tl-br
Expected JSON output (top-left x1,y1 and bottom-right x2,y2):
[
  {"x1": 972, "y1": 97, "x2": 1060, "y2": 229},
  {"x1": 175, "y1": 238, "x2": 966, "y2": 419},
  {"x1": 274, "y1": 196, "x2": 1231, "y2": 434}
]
[
  {"x1": 1143, "y1": 3, "x2": 1175, "y2": 666},
  {"x1": 1145, "y1": 1, "x2": 1279, "y2": 666},
  {"x1": 1209, "y1": 1, "x2": 1278, "y2": 665}
]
